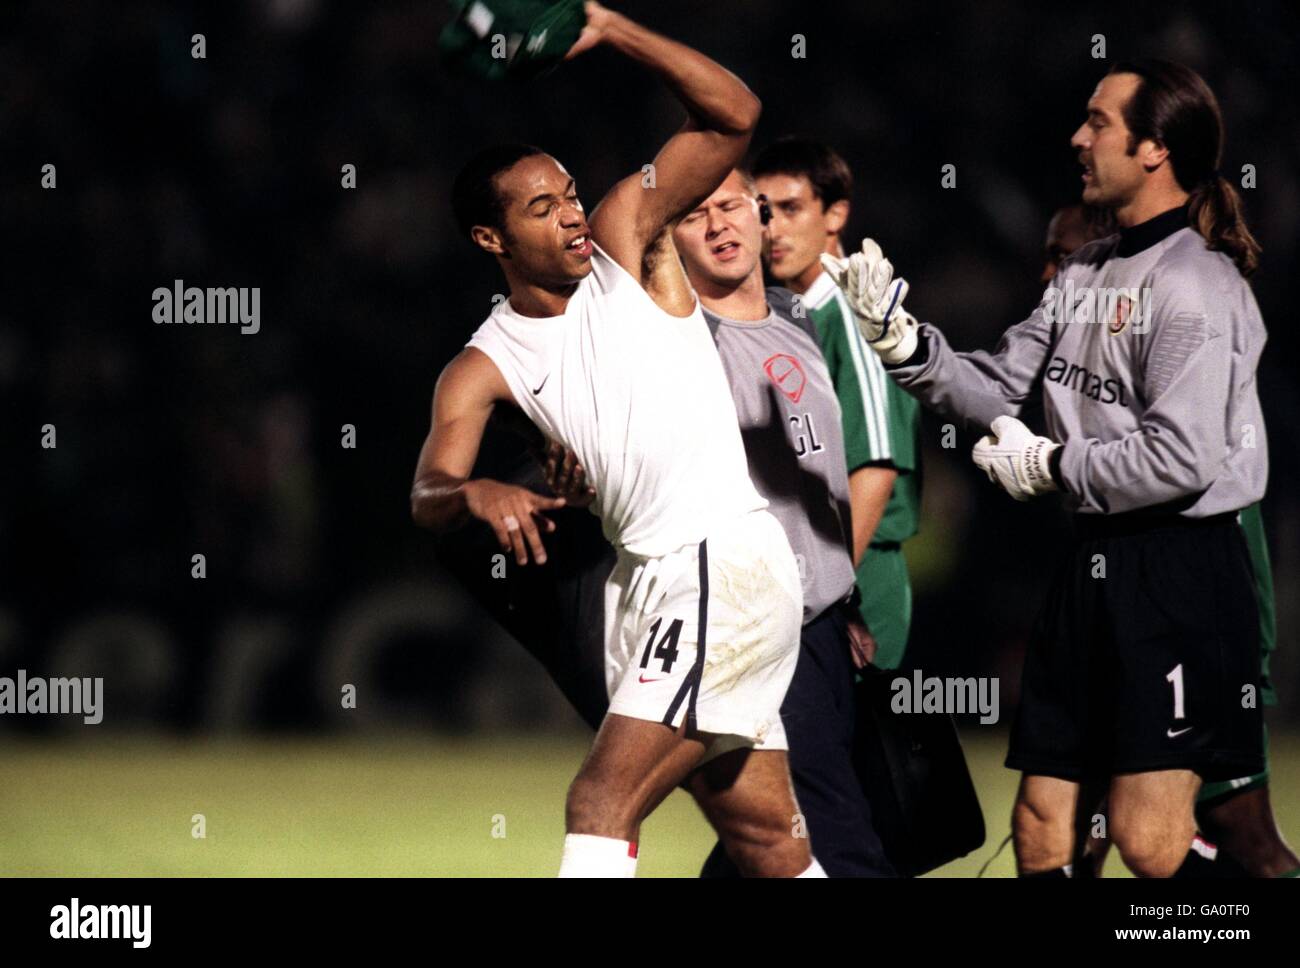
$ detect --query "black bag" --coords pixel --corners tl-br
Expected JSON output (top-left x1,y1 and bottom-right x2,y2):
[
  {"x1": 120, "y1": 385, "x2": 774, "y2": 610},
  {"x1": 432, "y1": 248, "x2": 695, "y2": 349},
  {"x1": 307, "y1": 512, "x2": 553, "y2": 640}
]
[{"x1": 852, "y1": 665, "x2": 986, "y2": 877}]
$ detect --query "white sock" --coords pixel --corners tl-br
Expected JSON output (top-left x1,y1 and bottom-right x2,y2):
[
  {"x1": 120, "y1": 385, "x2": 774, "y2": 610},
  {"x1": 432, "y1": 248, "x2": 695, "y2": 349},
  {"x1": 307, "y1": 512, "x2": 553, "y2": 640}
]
[
  {"x1": 557, "y1": 833, "x2": 638, "y2": 878},
  {"x1": 796, "y1": 858, "x2": 828, "y2": 878}
]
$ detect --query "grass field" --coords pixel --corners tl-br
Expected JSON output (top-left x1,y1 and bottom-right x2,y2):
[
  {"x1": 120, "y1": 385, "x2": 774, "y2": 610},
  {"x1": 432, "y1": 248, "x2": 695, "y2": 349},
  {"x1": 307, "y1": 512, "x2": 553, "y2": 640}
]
[{"x1": 3, "y1": 728, "x2": 1297, "y2": 876}]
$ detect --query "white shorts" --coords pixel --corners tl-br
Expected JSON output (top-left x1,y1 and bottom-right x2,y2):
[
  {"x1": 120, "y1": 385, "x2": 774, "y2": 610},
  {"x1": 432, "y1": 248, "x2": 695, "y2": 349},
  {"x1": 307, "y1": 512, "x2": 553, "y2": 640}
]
[{"x1": 603, "y1": 509, "x2": 802, "y2": 757}]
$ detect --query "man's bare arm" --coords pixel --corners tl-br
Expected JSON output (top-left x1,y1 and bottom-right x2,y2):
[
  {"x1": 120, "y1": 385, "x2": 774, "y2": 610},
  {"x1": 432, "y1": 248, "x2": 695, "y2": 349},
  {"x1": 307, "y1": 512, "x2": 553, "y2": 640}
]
[
  {"x1": 410, "y1": 349, "x2": 565, "y2": 563},
  {"x1": 410, "y1": 349, "x2": 501, "y2": 531},
  {"x1": 576, "y1": 3, "x2": 760, "y2": 282},
  {"x1": 847, "y1": 466, "x2": 898, "y2": 566}
]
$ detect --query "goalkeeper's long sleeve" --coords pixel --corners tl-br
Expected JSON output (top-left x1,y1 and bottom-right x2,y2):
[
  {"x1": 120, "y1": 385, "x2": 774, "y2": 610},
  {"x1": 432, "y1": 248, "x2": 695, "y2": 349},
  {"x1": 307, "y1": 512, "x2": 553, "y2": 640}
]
[{"x1": 886, "y1": 210, "x2": 1267, "y2": 518}]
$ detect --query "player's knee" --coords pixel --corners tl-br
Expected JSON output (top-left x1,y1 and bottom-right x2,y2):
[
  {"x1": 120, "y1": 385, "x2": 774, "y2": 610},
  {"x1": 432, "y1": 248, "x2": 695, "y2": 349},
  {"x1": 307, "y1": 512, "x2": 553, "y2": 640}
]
[
  {"x1": 1111, "y1": 819, "x2": 1192, "y2": 878},
  {"x1": 564, "y1": 774, "x2": 637, "y2": 839},
  {"x1": 709, "y1": 806, "x2": 804, "y2": 876},
  {"x1": 1114, "y1": 839, "x2": 1184, "y2": 879},
  {"x1": 723, "y1": 826, "x2": 808, "y2": 877}
]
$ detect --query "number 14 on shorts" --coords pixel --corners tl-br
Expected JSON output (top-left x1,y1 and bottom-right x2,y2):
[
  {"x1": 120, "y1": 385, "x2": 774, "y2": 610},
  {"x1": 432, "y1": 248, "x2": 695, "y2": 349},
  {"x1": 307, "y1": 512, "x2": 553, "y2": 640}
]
[{"x1": 639, "y1": 617, "x2": 684, "y2": 680}]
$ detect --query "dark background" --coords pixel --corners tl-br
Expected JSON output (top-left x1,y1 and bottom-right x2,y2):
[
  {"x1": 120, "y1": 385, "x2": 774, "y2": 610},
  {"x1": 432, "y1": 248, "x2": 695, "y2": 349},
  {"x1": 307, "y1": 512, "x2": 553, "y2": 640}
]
[{"x1": 3, "y1": 0, "x2": 1297, "y2": 733}]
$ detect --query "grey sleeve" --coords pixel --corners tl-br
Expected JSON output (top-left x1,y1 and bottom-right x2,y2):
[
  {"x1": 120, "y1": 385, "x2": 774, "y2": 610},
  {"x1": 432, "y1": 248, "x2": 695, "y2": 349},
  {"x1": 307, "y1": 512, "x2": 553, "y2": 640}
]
[
  {"x1": 1057, "y1": 309, "x2": 1230, "y2": 514},
  {"x1": 888, "y1": 293, "x2": 1057, "y2": 432}
]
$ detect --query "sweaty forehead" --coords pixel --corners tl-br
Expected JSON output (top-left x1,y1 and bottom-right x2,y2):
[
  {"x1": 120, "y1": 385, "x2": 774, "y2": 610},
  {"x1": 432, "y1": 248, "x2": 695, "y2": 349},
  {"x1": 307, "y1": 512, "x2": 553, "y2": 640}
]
[{"x1": 499, "y1": 155, "x2": 571, "y2": 204}]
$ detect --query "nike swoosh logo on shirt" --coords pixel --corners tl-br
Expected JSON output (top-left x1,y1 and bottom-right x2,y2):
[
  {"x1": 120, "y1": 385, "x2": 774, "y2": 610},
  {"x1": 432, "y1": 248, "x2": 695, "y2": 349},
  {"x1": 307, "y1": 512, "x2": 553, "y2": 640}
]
[
  {"x1": 1167, "y1": 726, "x2": 1193, "y2": 738},
  {"x1": 532, "y1": 374, "x2": 549, "y2": 395}
]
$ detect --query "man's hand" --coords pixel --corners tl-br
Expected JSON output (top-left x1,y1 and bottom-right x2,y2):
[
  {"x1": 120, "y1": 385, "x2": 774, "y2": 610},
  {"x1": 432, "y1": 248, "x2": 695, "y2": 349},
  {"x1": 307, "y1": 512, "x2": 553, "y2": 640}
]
[
  {"x1": 846, "y1": 615, "x2": 878, "y2": 670},
  {"x1": 563, "y1": 1, "x2": 612, "y2": 60},
  {"x1": 971, "y1": 415, "x2": 1060, "y2": 501},
  {"x1": 820, "y1": 239, "x2": 919, "y2": 365},
  {"x1": 542, "y1": 440, "x2": 597, "y2": 507},
  {"x1": 438, "y1": 0, "x2": 589, "y2": 81},
  {"x1": 463, "y1": 479, "x2": 567, "y2": 565}
]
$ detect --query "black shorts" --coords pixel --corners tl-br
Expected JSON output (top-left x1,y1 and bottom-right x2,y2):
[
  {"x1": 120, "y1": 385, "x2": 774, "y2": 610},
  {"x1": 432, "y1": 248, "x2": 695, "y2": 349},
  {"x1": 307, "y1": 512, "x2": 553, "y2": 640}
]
[{"x1": 1007, "y1": 511, "x2": 1264, "y2": 783}]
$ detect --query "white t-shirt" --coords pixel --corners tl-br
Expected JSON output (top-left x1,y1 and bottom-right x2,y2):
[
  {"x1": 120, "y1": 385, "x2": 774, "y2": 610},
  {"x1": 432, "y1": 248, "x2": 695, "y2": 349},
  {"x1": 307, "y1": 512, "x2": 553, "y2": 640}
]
[{"x1": 466, "y1": 243, "x2": 765, "y2": 557}]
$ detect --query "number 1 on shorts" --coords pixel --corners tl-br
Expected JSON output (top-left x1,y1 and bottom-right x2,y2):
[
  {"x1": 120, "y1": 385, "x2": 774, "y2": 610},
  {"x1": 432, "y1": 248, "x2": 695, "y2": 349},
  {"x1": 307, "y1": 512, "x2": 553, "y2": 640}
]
[{"x1": 1166, "y1": 663, "x2": 1185, "y2": 720}]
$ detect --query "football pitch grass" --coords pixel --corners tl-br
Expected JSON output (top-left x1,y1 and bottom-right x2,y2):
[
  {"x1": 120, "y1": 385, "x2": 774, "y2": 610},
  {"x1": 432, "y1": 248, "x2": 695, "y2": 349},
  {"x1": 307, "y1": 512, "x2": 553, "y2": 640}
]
[{"x1": 3, "y1": 728, "x2": 1297, "y2": 877}]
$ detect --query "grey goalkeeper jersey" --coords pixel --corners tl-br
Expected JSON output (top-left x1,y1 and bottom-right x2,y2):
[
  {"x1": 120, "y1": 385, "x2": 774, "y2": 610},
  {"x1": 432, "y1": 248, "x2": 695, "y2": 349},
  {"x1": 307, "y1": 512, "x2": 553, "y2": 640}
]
[
  {"x1": 703, "y1": 289, "x2": 857, "y2": 622},
  {"x1": 889, "y1": 209, "x2": 1267, "y2": 517}
]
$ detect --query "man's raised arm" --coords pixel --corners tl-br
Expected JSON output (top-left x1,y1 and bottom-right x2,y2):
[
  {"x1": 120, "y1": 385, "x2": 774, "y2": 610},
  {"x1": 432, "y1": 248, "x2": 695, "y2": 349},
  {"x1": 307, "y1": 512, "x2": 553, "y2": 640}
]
[{"x1": 569, "y1": 2, "x2": 761, "y2": 280}]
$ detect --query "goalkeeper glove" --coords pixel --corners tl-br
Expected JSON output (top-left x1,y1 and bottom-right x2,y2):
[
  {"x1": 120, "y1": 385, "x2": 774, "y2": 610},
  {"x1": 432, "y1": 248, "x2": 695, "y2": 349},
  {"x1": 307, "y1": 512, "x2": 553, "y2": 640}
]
[
  {"x1": 820, "y1": 238, "x2": 920, "y2": 365},
  {"x1": 971, "y1": 416, "x2": 1061, "y2": 501}
]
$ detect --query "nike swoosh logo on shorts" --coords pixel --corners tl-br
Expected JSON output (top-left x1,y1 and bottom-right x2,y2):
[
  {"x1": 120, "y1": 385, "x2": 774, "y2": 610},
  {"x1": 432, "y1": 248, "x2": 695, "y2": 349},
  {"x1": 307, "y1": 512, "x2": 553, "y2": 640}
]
[
  {"x1": 1167, "y1": 726, "x2": 1193, "y2": 738},
  {"x1": 532, "y1": 374, "x2": 549, "y2": 395},
  {"x1": 639, "y1": 674, "x2": 667, "y2": 684}
]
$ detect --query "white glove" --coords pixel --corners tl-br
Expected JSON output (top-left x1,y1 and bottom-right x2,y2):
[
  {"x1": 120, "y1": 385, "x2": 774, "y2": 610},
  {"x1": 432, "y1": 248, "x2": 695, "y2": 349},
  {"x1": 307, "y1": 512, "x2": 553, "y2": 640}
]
[
  {"x1": 820, "y1": 239, "x2": 919, "y2": 365},
  {"x1": 972, "y1": 416, "x2": 1061, "y2": 501}
]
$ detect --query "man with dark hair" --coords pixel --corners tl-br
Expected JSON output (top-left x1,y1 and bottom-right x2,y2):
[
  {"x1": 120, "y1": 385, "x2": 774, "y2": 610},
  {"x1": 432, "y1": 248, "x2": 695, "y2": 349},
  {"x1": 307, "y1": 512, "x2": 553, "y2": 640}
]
[
  {"x1": 1108, "y1": 60, "x2": 1261, "y2": 277},
  {"x1": 1040, "y1": 203, "x2": 1298, "y2": 879},
  {"x1": 437, "y1": 164, "x2": 902, "y2": 876},
  {"x1": 450, "y1": 143, "x2": 549, "y2": 240},
  {"x1": 824, "y1": 60, "x2": 1269, "y2": 878},
  {"x1": 754, "y1": 137, "x2": 922, "y2": 672},
  {"x1": 412, "y1": 2, "x2": 821, "y2": 878}
]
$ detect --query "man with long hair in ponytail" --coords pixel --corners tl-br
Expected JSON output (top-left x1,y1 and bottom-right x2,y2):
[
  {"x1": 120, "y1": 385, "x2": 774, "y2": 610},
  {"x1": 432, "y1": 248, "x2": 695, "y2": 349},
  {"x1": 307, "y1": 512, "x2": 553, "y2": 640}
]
[
  {"x1": 1040, "y1": 201, "x2": 1297, "y2": 879},
  {"x1": 821, "y1": 59, "x2": 1278, "y2": 877}
]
